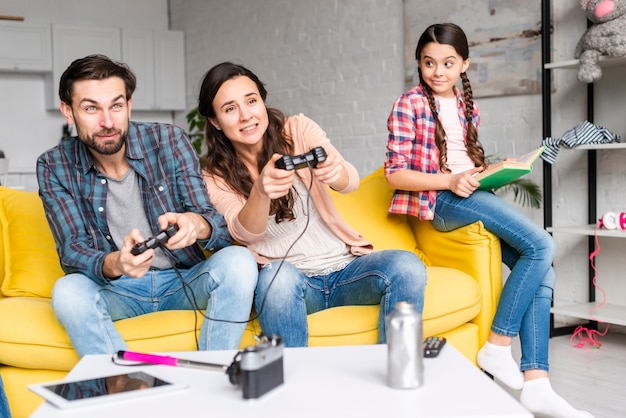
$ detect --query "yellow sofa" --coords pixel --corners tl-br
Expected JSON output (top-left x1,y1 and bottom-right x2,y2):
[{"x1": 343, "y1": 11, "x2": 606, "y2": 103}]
[{"x1": 0, "y1": 167, "x2": 501, "y2": 417}]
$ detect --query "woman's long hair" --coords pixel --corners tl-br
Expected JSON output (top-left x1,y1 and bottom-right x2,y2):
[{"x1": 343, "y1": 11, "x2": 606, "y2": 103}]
[
  {"x1": 198, "y1": 62, "x2": 296, "y2": 221},
  {"x1": 415, "y1": 23, "x2": 486, "y2": 172}
]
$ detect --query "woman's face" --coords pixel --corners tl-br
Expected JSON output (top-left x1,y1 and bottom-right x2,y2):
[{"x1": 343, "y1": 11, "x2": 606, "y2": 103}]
[{"x1": 209, "y1": 75, "x2": 269, "y2": 150}]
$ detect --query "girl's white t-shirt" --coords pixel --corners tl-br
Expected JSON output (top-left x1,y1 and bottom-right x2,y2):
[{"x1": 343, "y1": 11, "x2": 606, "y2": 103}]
[{"x1": 437, "y1": 96, "x2": 474, "y2": 174}]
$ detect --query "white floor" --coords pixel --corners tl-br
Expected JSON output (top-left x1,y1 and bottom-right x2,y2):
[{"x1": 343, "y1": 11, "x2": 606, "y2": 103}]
[{"x1": 503, "y1": 331, "x2": 626, "y2": 418}]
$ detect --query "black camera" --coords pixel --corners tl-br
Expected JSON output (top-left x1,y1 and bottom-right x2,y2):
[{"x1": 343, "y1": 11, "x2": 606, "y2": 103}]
[
  {"x1": 227, "y1": 334, "x2": 284, "y2": 399},
  {"x1": 275, "y1": 146, "x2": 327, "y2": 170}
]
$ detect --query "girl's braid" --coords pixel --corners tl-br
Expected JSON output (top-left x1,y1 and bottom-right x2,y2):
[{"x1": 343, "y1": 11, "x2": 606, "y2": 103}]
[
  {"x1": 421, "y1": 74, "x2": 449, "y2": 172},
  {"x1": 461, "y1": 72, "x2": 487, "y2": 168}
]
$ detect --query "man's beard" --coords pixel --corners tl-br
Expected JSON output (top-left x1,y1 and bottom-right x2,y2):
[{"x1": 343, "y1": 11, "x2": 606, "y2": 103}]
[{"x1": 78, "y1": 127, "x2": 127, "y2": 155}]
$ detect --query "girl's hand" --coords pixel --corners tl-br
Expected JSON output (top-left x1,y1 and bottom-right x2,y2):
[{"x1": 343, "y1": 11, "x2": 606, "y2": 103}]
[
  {"x1": 256, "y1": 154, "x2": 295, "y2": 200},
  {"x1": 449, "y1": 167, "x2": 482, "y2": 198}
]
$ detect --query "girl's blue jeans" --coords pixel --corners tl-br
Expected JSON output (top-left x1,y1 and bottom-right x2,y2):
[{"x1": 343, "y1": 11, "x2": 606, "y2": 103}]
[
  {"x1": 433, "y1": 190, "x2": 556, "y2": 372},
  {"x1": 255, "y1": 250, "x2": 427, "y2": 347},
  {"x1": 52, "y1": 246, "x2": 258, "y2": 357}
]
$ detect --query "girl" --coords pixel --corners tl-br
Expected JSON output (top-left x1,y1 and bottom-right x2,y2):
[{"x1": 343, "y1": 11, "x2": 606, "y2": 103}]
[
  {"x1": 198, "y1": 62, "x2": 426, "y2": 347},
  {"x1": 385, "y1": 23, "x2": 593, "y2": 418}
]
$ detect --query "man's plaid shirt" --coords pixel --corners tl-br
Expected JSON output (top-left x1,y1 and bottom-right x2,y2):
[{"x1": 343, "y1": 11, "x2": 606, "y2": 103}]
[{"x1": 37, "y1": 121, "x2": 232, "y2": 284}]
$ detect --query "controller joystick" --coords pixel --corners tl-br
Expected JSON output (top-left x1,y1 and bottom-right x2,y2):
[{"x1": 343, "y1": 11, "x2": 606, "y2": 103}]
[
  {"x1": 131, "y1": 224, "x2": 179, "y2": 255},
  {"x1": 275, "y1": 147, "x2": 327, "y2": 171}
]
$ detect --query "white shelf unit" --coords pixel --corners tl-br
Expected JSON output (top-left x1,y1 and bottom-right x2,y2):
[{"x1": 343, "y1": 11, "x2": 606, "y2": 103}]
[
  {"x1": 547, "y1": 224, "x2": 626, "y2": 238},
  {"x1": 541, "y1": 0, "x2": 626, "y2": 335},
  {"x1": 551, "y1": 302, "x2": 626, "y2": 328},
  {"x1": 544, "y1": 55, "x2": 626, "y2": 70},
  {"x1": 547, "y1": 144, "x2": 626, "y2": 238}
]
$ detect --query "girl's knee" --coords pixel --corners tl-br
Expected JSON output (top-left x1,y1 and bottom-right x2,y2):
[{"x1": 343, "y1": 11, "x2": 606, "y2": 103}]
[{"x1": 533, "y1": 229, "x2": 556, "y2": 260}]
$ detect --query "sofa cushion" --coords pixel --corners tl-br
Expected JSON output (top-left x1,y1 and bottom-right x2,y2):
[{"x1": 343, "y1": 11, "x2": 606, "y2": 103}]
[
  {"x1": 330, "y1": 167, "x2": 430, "y2": 265},
  {"x1": 422, "y1": 266, "x2": 481, "y2": 335},
  {"x1": 0, "y1": 264, "x2": 480, "y2": 371},
  {"x1": 0, "y1": 188, "x2": 64, "y2": 298},
  {"x1": 0, "y1": 263, "x2": 481, "y2": 357}
]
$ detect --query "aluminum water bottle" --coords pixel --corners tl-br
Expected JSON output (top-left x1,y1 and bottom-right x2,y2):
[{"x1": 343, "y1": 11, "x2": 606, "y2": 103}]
[{"x1": 386, "y1": 301, "x2": 424, "y2": 389}]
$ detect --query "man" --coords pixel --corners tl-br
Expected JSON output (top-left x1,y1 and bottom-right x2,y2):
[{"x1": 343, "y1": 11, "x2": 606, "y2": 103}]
[{"x1": 37, "y1": 54, "x2": 257, "y2": 357}]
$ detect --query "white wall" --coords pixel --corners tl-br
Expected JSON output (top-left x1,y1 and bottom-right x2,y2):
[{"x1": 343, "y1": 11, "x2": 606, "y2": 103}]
[
  {"x1": 0, "y1": 0, "x2": 173, "y2": 190},
  {"x1": 169, "y1": 0, "x2": 405, "y2": 177}
]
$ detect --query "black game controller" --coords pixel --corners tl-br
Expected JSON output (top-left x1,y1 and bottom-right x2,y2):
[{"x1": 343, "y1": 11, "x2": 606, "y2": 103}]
[
  {"x1": 131, "y1": 224, "x2": 179, "y2": 256},
  {"x1": 275, "y1": 146, "x2": 327, "y2": 170}
]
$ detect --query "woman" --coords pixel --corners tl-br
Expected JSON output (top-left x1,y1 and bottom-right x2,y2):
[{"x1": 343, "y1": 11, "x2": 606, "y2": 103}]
[
  {"x1": 198, "y1": 62, "x2": 426, "y2": 347},
  {"x1": 385, "y1": 23, "x2": 592, "y2": 418}
]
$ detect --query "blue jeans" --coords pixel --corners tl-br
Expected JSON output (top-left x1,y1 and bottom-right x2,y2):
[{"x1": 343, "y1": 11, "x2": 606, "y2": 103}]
[
  {"x1": 0, "y1": 375, "x2": 10, "y2": 418},
  {"x1": 255, "y1": 250, "x2": 426, "y2": 347},
  {"x1": 432, "y1": 190, "x2": 556, "y2": 372},
  {"x1": 52, "y1": 246, "x2": 257, "y2": 356}
]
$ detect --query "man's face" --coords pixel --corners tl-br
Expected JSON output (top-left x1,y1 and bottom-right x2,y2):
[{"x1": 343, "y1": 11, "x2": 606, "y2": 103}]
[{"x1": 60, "y1": 77, "x2": 132, "y2": 156}]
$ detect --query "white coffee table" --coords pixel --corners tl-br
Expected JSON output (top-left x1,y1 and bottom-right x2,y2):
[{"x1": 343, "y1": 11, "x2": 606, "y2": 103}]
[{"x1": 32, "y1": 344, "x2": 531, "y2": 417}]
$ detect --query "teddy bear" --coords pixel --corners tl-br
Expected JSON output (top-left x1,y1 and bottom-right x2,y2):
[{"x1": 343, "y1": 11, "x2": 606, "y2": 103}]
[{"x1": 574, "y1": 0, "x2": 626, "y2": 83}]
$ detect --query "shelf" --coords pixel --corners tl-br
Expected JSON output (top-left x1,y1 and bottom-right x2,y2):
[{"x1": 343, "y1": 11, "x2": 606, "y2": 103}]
[
  {"x1": 552, "y1": 302, "x2": 626, "y2": 326},
  {"x1": 547, "y1": 224, "x2": 626, "y2": 238},
  {"x1": 542, "y1": 0, "x2": 626, "y2": 333},
  {"x1": 545, "y1": 56, "x2": 626, "y2": 70},
  {"x1": 566, "y1": 143, "x2": 626, "y2": 151}
]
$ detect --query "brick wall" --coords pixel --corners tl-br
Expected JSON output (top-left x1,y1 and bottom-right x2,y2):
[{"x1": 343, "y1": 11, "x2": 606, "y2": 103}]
[{"x1": 170, "y1": 0, "x2": 404, "y2": 176}]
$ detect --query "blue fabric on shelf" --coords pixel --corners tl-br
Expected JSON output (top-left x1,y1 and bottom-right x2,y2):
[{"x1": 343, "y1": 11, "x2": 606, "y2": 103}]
[{"x1": 541, "y1": 120, "x2": 621, "y2": 164}]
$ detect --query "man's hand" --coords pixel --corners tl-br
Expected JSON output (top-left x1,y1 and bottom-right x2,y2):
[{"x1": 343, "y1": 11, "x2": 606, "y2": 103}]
[
  {"x1": 157, "y1": 212, "x2": 211, "y2": 246},
  {"x1": 103, "y1": 213, "x2": 211, "y2": 280},
  {"x1": 103, "y1": 229, "x2": 154, "y2": 279}
]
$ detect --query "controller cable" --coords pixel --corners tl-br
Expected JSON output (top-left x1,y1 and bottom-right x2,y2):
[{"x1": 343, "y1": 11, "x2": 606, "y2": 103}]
[
  {"x1": 570, "y1": 222, "x2": 610, "y2": 349},
  {"x1": 160, "y1": 169, "x2": 315, "y2": 350}
]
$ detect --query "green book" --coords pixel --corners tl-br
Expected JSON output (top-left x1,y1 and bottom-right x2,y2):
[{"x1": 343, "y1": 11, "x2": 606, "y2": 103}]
[{"x1": 474, "y1": 146, "x2": 545, "y2": 191}]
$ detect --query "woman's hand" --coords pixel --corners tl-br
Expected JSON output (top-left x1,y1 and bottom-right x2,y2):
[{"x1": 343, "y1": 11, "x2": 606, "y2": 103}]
[
  {"x1": 449, "y1": 167, "x2": 482, "y2": 198},
  {"x1": 255, "y1": 153, "x2": 295, "y2": 200},
  {"x1": 311, "y1": 147, "x2": 348, "y2": 190}
]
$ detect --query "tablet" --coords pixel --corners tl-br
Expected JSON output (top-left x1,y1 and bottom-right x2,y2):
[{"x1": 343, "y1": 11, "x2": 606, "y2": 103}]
[{"x1": 29, "y1": 370, "x2": 188, "y2": 409}]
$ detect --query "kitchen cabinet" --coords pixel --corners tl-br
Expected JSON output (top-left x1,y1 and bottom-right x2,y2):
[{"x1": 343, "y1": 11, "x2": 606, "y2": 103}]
[
  {"x1": 0, "y1": 21, "x2": 51, "y2": 72},
  {"x1": 45, "y1": 25, "x2": 121, "y2": 109},
  {"x1": 44, "y1": 25, "x2": 185, "y2": 111},
  {"x1": 122, "y1": 29, "x2": 186, "y2": 110}
]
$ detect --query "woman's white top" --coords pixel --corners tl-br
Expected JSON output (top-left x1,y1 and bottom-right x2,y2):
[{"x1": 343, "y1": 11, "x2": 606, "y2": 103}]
[{"x1": 251, "y1": 178, "x2": 356, "y2": 276}]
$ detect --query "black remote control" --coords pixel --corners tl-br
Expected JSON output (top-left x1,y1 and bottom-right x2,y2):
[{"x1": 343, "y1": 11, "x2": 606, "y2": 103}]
[
  {"x1": 131, "y1": 224, "x2": 179, "y2": 255},
  {"x1": 423, "y1": 336, "x2": 446, "y2": 358}
]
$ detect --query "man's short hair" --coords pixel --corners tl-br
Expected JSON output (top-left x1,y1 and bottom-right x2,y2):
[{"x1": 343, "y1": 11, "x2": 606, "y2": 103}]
[{"x1": 58, "y1": 54, "x2": 137, "y2": 105}]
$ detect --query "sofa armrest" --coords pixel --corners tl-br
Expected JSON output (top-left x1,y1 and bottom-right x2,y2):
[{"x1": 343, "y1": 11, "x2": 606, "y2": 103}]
[{"x1": 409, "y1": 218, "x2": 502, "y2": 346}]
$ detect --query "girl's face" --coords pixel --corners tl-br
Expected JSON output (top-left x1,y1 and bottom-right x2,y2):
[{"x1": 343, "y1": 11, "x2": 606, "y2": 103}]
[
  {"x1": 209, "y1": 75, "x2": 269, "y2": 152},
  {"x1": 417, "y1": 42, "x2": 470, "y2": 98}
]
